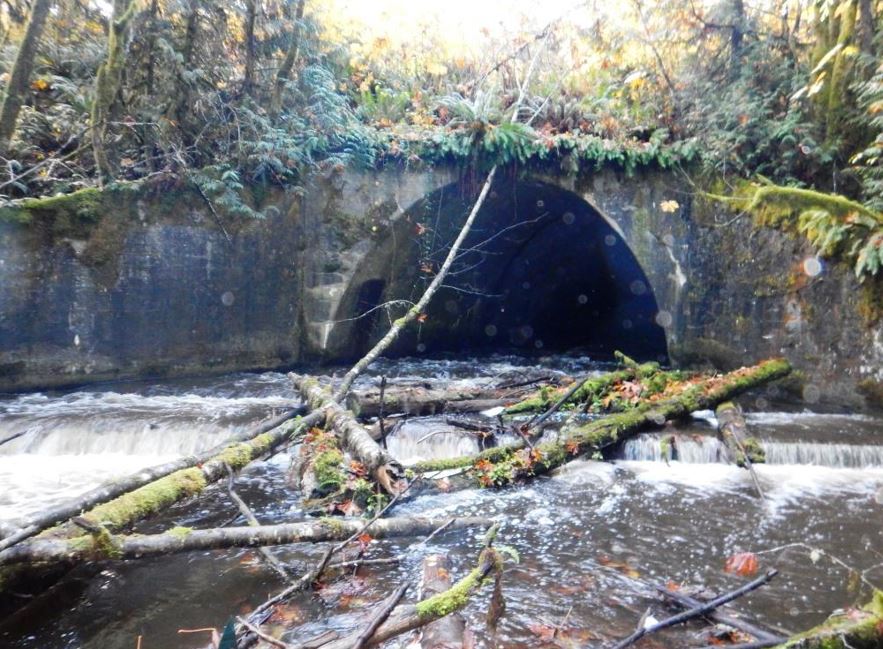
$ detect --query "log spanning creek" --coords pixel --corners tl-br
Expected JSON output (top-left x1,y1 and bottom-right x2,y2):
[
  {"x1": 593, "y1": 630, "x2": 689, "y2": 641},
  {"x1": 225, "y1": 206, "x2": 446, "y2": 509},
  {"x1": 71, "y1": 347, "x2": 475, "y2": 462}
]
[{"x1": 1, "y1": 354, "x2": 882, "y2": 648}]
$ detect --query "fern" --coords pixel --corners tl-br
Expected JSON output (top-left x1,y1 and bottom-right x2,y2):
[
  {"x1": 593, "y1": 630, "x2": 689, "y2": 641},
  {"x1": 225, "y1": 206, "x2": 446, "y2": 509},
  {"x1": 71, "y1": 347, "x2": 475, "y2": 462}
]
[{"x1": 730, "y1": 180, "x2": 883, "y2": 279}]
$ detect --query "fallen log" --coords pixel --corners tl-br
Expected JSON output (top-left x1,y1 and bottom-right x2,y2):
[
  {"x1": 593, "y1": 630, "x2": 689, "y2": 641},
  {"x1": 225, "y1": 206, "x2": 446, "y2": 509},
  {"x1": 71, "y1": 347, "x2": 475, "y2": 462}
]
[
  {"x1": 0, "y1": 407, "x2": 305, "y2": 553},
  {"x1": 314, "y1": 536, "x2": 500, "y2": 649},
  {"x1": 766, "y1": 589, "x2": 883, "y2": 649},
  {"x1": 411, "y1": 359, "x2": 792, "y2": 488},
  {"x1": 0, "y1": 516, "x2": 491, "y2": 567},
  {"x1": 293, "y1": 375, "x2": 405, "y2": 494},
  {"x1": 716, "y1": 401, "x2": 766, "y2": 499},
  {"x1": 349, "y1": 384, "x2": 537, "y2": 419},
  {"x1": 418, "y1": 554, "x2": 467, "y2": 648},
  {"x1": 235, "y1": 484, "x2": 426, "y2": 649},
  {"x1": 502, "y1": 361, "x2": 661, "y2": 415}
]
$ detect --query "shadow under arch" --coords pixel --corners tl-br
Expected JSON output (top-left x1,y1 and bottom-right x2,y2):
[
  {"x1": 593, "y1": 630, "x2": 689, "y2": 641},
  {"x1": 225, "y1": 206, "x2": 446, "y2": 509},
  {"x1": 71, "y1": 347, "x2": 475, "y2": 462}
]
[{"x1": 331, "y1": 176, "x2": 669, "y2": 363}]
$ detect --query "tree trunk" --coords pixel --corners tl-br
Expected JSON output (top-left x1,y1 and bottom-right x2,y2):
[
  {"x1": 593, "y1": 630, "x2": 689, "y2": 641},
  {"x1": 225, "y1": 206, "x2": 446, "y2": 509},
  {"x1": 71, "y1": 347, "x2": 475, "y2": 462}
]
[
  {"x1": 243, "y1": 0, "x2": 258, "y2": 95},
  {"x1": 857, "y1": 0, "x2": 875, "y2": 54},
  {"x1": 165, "y1": 0, "x2": 199, "y2": 130},
  {"x1": 0, "y1": 516, "x2": 490, "y2": 566},
  {"x1": 730, "y1": 0, "x2": 745, "y2": 79},
  {"x1": 144, "y1": 0, "x2": 159, "y2": 95},
  {"x1": 0, "y1": 0, "x2": 52, "y2": 152},
  {"x1": 269, "y1": 0, "x2": 306, "y2": 117},
  {"x1": 91, "y1": 0, "x2": 138, "y2": 184},
  {"x1": 293, "y1": 375, "x2": 405, "y2": 494},
  {"x1": 824, "y1": 0, "x2": 858, "y2": 142},
  {"x1": 411, "y1": 359, "x2": 792, "y2": 486}
]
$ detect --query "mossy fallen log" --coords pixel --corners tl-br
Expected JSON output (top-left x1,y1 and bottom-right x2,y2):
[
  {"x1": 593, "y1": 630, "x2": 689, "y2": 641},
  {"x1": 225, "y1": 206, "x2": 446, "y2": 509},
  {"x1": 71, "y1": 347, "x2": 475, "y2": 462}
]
[
  {"x1": 716, "y1": 402, "x2": 765, "y2": 466},
  {"x1": 771, "y1": 590, "x2": 883, "y2": 649},
  {"x1": 292, "y1": 375, "x2": 405, "y2": 494},
  {"x1": 503, "y1": 361, "x2": 663, "y2": 415},
  {"x1": 417, "y1": 554, "x2": 466, "y2": 648},
  {"x1": 411, "y1": 359, "x2": 792, "y2": 487},
  {"x1": 716, "y1": 401, "x2": 766, "y2": 498},
  {"x1": 0, "y1": 516, "x2": 491, "y2": 567},
  {"x1": 314, "y1": 543, "x2": 499, "y2": 649}
]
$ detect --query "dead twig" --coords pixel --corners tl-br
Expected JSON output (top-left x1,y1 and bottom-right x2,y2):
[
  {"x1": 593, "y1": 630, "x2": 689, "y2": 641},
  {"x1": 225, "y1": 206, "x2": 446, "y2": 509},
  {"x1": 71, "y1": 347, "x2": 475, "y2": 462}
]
[
  {"x1": 225, "y1": 465, "x2": 293, "y2": 583},
  {"x1": 351, "y1": 585, "x2": 409, "y2": 649},
  {"x1": 236, "y1": 616, "x2": 293, "y2": 649},
  {"x1": 609, "y1": 571, "x2": 779, "y2": 649}
]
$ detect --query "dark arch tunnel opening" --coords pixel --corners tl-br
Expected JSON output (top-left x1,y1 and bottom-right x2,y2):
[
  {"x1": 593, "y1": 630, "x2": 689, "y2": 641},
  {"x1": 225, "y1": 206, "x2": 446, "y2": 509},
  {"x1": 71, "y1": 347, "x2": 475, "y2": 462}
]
[{"x1": 347, "y1": 178, "x2": 669, "y2": 363}]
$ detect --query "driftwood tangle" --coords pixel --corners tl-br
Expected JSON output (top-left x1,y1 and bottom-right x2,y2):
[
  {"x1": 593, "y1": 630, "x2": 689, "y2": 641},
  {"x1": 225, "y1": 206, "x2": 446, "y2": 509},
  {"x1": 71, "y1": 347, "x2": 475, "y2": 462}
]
[{"x1": 292, "y1": 375, "x2": 405, "y2": 494}]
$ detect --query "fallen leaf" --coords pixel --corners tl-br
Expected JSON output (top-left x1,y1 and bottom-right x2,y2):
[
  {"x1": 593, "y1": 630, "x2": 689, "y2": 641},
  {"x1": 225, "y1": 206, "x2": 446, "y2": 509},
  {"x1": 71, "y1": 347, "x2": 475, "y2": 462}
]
[
  {"x1": 528, "y1": 621, "x2": 557, "y2": 643},
  {"x1": 724, "y1": 552, "x2": 759, "y2": 577}
]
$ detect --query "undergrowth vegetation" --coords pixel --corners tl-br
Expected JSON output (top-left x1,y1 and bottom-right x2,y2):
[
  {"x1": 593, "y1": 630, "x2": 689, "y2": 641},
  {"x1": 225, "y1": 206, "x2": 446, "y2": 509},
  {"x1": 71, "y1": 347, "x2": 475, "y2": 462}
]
[{"x1": 0, "y1": 0, "x2": 880, "y2": 280}]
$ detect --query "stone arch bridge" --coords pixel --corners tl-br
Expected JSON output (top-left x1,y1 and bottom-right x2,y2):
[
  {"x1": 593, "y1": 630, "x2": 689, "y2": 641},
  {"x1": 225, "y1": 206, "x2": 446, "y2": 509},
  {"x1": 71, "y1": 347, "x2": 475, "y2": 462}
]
[
  {"x1": 300, "y1": 166, "x2": 691, "y2": 364},
  {"x1": 0, "y1": 162, "x2": 878, "y2": 408}
]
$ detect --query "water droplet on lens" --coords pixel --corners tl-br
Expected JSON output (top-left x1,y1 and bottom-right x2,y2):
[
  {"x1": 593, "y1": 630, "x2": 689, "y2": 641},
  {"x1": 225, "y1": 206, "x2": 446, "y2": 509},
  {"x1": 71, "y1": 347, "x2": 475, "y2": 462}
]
[
  {"x1": 655, "y1": 310, "x2": 672, "y2": 327},
  {"x1": 802, "y1": 384, "x2": 821, "y2": 404},
  {"x1": 803, "y1": 257, "x2": 822, "y2": 277},
  {"x1": 630, "y1": 280, "x2": 647, "y2": 295}
]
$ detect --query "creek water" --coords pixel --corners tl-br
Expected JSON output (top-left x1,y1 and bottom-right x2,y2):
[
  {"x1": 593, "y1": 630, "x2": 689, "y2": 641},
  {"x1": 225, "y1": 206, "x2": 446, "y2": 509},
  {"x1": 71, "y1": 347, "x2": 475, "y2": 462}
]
[{"x1": 1, "y1": 354, "x2": 882, "y2": 649}]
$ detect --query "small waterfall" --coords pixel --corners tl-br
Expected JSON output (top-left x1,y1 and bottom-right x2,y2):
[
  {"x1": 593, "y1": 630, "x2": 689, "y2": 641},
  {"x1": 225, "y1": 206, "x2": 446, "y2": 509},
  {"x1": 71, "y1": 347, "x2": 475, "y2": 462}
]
[
  {"x1": 621, "y1": 434, "x2": 728, "y2": 464},
  {"x1": 387, "y1": 425, "x2": 480, "y2": 465},
  {"x1": 0, "y1": 389, "x2": 295, "y2": 457},
  {"x1": 763, "y1": 441, "x2": 883, "y2": 468},
  {"x1": 622, "y1": 434, "x2": 883, "y2": 469}
]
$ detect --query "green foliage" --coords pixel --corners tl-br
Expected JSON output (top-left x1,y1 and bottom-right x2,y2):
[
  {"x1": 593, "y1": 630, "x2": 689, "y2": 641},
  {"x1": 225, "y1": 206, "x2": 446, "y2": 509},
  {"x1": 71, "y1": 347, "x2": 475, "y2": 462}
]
[
  {"x1": 851, "y1": 60, "x2": 883, "y2": 212},
  {"x1": 728, "y1": 179, "x2": 883, "y2": 280},
  {"x1": 681, "y1": 42, "x2": 833, "y2": 183},
  {"x1": 358, "y1": 86, "x2": 411, "y2": 123}
]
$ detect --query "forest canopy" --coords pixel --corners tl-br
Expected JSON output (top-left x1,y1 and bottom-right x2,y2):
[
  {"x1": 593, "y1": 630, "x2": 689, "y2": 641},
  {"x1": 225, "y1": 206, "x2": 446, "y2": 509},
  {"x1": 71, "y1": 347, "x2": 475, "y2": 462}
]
[{"x1": 0, "y1": 0, "x2": 880, "y2": 275}]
